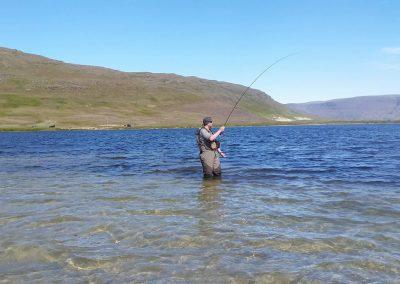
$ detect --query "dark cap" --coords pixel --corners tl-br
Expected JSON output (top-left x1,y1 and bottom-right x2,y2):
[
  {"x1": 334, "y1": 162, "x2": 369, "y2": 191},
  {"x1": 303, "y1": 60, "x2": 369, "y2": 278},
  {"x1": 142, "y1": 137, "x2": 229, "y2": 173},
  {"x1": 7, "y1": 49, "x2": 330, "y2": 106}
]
[{"x1": 203, "y1": 117, "x2": 213, "y2": 125}]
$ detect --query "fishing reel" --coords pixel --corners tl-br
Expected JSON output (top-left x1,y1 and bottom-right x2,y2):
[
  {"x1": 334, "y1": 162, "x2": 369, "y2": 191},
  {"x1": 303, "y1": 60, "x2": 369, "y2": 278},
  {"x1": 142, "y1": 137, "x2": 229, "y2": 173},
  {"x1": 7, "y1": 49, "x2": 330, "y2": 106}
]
[{"x1": 210, "y1": 140, "x2": 221, "y2": 150}]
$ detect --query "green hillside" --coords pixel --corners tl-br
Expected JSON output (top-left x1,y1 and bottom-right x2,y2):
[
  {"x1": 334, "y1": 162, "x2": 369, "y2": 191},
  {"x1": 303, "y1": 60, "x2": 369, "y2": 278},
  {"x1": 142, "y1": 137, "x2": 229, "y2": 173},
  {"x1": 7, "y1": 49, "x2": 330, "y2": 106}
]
[{"x1": 0, "y1": 47, "x2": 310, "y2": 130}]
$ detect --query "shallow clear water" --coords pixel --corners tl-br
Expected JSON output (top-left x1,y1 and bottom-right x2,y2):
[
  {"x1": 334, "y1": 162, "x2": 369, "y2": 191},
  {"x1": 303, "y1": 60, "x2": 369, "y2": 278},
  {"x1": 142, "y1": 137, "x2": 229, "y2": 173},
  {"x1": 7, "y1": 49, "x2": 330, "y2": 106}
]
[{"x1": 0, "y1": 124, "x2": 399, "y2": 282}]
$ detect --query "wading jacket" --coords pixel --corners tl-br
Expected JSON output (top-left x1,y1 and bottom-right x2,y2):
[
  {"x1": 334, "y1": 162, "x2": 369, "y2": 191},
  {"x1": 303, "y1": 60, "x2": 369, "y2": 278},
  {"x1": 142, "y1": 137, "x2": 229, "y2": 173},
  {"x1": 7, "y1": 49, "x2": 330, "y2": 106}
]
[{"x1": 195, "y1": 127, "x2": 214, "y2": 153}]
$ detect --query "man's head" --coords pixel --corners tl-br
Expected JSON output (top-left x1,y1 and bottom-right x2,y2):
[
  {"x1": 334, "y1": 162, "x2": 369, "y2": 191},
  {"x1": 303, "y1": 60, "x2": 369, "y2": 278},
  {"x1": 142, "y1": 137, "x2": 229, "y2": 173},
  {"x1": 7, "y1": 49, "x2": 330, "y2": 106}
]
[{"x1": 203, "y1": 116, "x2": 213, "y2": 127}]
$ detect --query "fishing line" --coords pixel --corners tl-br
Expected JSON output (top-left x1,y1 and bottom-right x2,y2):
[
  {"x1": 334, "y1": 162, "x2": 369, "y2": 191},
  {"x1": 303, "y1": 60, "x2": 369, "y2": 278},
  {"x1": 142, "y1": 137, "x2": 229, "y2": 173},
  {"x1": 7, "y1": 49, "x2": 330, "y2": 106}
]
[{"x1": 223, "y1": 53, "x2": 296, "y2": 126}]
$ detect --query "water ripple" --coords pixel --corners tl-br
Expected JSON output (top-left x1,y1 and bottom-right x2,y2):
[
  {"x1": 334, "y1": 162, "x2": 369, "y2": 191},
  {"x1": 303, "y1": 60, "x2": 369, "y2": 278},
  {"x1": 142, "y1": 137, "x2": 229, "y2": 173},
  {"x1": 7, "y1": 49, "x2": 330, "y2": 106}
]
[{"x1": 0, "y1": 124, "x2": 399, "y2": 282}]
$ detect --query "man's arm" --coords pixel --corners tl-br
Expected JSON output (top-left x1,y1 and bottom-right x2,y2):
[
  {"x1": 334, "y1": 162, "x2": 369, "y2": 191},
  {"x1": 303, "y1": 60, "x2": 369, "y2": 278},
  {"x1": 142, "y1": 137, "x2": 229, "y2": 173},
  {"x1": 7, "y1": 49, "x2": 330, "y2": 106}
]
[
  {"x1": 217, "y1": 148, "x2": 226, "y2": 157},
  {"x1": 210, "y1": 126, "x2": 225, "y2": 141}
]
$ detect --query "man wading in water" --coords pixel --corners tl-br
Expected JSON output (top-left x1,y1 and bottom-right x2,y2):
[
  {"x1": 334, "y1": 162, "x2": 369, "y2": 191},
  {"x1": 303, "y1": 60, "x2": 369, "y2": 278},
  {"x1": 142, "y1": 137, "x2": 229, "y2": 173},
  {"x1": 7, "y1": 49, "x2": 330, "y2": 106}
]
[{"x1": 196, "y1": 117, "x2": 226, "y2": 178}]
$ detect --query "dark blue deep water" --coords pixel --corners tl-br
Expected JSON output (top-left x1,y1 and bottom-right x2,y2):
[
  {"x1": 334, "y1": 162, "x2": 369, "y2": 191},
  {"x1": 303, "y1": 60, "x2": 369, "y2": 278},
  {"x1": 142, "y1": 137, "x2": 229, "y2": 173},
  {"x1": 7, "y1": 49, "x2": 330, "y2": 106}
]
[{"x1": 1, "y1": 124, "x2": 399, "y2": 282}]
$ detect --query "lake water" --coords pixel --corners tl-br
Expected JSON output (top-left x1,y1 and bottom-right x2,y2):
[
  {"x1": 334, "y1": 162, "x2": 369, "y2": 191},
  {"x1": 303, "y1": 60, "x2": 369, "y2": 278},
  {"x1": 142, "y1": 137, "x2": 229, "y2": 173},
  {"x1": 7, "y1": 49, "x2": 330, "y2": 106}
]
[{"x1": 0, "y1": 124, "x2": 399, "y2": 283}]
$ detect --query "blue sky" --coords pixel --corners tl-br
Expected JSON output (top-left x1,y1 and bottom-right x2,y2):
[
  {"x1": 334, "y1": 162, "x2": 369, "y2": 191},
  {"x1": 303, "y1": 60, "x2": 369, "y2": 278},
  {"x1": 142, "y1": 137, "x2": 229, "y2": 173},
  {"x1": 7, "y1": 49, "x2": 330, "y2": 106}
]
[{"x1": 1, "y1": 0, "x2": 399, "y2": 103}]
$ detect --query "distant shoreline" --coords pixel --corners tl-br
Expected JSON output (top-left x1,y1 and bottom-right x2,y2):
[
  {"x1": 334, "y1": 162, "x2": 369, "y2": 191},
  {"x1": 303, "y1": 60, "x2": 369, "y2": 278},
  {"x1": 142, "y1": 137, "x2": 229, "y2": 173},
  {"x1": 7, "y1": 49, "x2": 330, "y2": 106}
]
[{"x1": 1, "y1": 121, "x2": 399, "y2": 132}]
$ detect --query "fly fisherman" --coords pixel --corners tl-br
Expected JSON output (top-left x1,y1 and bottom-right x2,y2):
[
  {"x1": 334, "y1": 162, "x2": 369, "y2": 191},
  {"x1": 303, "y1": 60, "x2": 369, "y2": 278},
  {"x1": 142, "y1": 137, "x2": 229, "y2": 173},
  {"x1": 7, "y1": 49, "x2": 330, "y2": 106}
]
[{"x1": 195, "y1": 117, "x2": 226, "y2": 178}]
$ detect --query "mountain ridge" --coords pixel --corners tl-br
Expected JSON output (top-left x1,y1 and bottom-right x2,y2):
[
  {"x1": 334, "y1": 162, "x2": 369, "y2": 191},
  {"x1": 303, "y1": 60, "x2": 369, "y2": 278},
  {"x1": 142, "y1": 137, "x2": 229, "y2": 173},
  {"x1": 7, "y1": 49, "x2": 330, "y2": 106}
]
[
  {"x1": 0, "y1": 47, "x2": 309, "y2": 130},
  {"x1": 286, "y1": 94, "x2": 400, "y2": 121}
]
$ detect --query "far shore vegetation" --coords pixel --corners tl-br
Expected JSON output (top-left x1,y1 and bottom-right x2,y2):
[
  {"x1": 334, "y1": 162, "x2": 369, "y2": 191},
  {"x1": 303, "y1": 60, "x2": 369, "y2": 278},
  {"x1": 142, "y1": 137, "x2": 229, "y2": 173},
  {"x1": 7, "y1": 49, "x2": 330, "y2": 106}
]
[{"x1": 1, "y1": 120, "x2": 399, "y2": 132}]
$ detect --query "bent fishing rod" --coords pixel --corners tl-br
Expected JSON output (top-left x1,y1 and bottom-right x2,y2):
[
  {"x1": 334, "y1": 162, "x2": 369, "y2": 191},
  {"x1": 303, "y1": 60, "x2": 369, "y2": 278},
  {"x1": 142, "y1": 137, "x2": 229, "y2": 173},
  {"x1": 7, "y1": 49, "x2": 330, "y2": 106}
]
[{"x1": 223, "y1": 53, "x2": 296, "y2": 126}]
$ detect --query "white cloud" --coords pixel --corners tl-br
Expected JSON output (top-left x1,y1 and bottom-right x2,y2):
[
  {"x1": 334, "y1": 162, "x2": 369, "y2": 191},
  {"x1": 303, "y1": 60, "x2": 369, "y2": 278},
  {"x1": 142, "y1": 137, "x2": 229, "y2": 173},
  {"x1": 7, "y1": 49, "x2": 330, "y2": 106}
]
[{"x1": 381, "y1": 47, "x2": 400, "y2": 55}]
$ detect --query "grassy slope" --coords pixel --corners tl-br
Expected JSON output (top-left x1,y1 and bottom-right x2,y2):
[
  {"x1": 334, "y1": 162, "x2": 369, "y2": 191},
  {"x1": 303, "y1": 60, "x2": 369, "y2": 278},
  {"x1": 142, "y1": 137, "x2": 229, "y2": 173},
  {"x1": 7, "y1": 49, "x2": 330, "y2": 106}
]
[{"x1": 0, "y1": 47, "x2": 307, "y2": 130}]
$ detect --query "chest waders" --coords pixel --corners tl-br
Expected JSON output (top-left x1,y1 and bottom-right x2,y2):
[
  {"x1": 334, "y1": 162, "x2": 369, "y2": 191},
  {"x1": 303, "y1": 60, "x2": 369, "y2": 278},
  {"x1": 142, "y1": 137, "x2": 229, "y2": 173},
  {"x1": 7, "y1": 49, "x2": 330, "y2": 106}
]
[{"x1": 195, "y1": 127, "x2": 221, "y2": 178}]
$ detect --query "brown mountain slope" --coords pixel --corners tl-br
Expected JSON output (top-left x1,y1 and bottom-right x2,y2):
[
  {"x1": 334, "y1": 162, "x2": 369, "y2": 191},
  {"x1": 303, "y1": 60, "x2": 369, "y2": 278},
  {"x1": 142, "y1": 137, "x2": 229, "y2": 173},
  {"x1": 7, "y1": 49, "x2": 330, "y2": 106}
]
[
  {"x1": 0, "y1": 47, "x2": 308, "y2": 129},
  {"x1": 286, "y1": 95, "x2": 400, "y2": 121}
]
